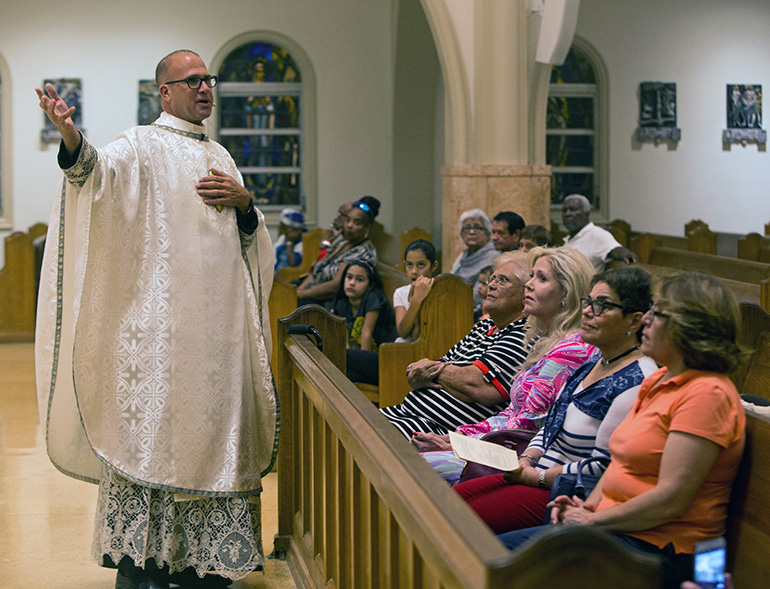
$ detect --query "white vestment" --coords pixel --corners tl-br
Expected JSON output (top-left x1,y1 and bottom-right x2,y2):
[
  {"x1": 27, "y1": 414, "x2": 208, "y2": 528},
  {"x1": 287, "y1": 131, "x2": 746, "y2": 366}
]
[{"x1": 35, "y1": 113, "x2": 278, "y2": 498}]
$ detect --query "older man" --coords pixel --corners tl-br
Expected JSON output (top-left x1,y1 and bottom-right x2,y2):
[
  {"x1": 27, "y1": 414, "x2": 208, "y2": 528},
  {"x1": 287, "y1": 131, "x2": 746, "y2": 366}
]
[
  {"x1": 381, "y1": 252, "x2": 530, "y2": 438},
  {"x1": 491, "y1": 211, "x2": 526, "y2": 252},
  {"x1": 35, "y1": 50, "x2": 278, "y2": 588},
  {"x1": 561, "y1": 194, "x2": 636, "y2": 272}
]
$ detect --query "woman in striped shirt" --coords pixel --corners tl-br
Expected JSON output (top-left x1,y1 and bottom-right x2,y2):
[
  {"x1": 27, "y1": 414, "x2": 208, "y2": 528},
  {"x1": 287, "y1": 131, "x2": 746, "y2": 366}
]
[
  {"x1": 409, "y1": 247, "x2": 597, "y2": 459},
  {"x1": 452, "y1": 267, "x2": 657, "y2": 534}
]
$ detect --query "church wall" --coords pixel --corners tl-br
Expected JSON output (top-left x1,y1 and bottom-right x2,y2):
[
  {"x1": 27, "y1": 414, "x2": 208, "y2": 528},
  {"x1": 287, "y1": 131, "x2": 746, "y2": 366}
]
[
  {"x1": 576, "y1": 0, "x2": 770, "y2": 235},
  {"x1": 0, "y1": 0, "x2": 395, "y2": 255},
  {"x1": 392, "y1": 0, "x2": 442, "y2": 262}
]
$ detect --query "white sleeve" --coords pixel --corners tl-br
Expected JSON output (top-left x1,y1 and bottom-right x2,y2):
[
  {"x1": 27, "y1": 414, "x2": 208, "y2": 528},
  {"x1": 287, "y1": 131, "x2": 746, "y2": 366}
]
[{"x1": 393, "y1": 284, "x2": 411, "y2": 310}]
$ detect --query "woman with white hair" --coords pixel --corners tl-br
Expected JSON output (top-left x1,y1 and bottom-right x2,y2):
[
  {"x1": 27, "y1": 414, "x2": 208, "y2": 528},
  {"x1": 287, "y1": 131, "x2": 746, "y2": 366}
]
[{"x1": 451, "y1": 209, "x2": 500, "y2": 305}]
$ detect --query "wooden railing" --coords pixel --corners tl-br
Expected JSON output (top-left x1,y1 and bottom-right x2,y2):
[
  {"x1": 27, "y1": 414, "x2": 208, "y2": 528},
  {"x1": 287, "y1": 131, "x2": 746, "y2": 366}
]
[
  {"x1": 0, "y1": 223, "x2": 47, "y2": 342},
  {"x1": 272, "y1": 305, "x2": 660, "y2": 589},
  {"x1": 727, "y1": 411, "x2": 770, "y2": 588}
]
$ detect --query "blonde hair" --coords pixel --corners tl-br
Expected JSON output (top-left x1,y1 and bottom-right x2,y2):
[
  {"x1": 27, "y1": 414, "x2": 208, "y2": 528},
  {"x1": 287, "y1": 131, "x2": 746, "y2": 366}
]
[{"x1": 522, "y1": 247, "x2": 595, "y2": 368}]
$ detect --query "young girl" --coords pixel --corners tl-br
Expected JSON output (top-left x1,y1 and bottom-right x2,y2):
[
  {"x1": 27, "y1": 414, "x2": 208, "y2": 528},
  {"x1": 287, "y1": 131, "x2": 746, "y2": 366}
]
[
  {"x1": 393, "y1": 239, "x2": 439, "y2": 343},
  {"x1": 333, "y1": 260, "x2": 397, "y2": 384}
]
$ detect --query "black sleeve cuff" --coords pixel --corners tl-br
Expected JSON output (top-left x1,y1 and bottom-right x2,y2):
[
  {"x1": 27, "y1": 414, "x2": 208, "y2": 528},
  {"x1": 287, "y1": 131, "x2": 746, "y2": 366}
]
[
  {"x1": 236, "y1": 203, "x2": 259, "y2": 234},
  {"x1": 57, "y1": 134, "x2": 83, "y2": 169}
]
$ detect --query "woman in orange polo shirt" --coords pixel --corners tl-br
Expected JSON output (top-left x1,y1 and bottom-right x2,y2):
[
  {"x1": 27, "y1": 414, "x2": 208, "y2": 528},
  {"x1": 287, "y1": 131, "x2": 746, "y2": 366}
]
[{"x1": 498, "y1": 272, "x2": 745, "y2": 589}]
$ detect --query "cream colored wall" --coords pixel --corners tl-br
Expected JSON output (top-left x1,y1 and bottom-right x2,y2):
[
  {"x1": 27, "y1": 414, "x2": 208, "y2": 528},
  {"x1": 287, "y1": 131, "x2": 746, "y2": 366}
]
[
  {"x1": 577, "y1": 0, "x2": 770, "y2": 235},
  {"x1": 391, "y1": 0, "x2": 442, "y2": 264},
  {"x1": 8, "y1": 0, "x2": 768, "y2": 264},
  {"x1": 0, "y1": 0, "x2": 395, "y2": 257}
]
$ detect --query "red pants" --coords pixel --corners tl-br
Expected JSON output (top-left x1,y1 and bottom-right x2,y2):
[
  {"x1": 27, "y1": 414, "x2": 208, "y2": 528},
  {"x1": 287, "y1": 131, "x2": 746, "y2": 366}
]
[{"x1": 454, "y1": 473, "x2": 550, "y2": 534}]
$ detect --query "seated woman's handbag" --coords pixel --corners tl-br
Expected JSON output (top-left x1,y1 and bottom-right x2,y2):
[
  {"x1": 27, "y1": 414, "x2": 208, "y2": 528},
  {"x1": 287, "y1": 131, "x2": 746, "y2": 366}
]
[
  {"x1": 458, "y1": 428, "x2": 537, "y2": 484},
  {"x1": 543, "y1": 455, "x2": 610, "y2": 523}
]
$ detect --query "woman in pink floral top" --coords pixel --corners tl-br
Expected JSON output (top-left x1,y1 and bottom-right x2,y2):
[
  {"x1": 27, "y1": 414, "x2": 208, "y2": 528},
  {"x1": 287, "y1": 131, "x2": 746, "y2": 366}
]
[
  {"x1": 458, "y1": 331, "x2": 596, "y2": 435},
  {"x1": 412, "y1": 247, "x2": 597, "y2": 480}
]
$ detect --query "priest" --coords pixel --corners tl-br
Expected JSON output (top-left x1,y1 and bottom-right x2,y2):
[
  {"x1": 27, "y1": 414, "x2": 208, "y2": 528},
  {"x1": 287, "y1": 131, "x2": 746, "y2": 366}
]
[{"x1": 34, "y1": 50, "x2": 279, "y2": 589}]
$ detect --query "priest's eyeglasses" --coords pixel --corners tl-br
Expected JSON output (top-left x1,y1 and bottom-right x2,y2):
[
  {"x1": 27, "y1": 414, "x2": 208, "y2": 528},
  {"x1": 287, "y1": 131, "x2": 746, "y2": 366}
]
[
  {"x1": 163, "y1": 75, "x2": 218, "y2": 89},
  {"x1": 581, "y1": 296, "x2": 625, "y2": 316}
]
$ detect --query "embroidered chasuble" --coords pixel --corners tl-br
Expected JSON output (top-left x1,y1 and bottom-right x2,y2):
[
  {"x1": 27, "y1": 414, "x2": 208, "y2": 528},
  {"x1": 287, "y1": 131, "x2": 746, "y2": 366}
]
[{"x1": 35, "y1": 113, "x2": 279, "y2": 498}]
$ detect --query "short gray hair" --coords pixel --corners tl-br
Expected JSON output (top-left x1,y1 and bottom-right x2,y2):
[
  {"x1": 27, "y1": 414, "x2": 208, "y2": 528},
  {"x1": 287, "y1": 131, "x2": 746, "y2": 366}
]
[
  {"x1": 458, "y1": 208, "x2": 492, "y2": 236},
  {"x1": 494, "y1": 251, "x2": 529, "y2": 284},
  {"x1": 564, "y1": 194, "x2": 591, "y2": 214}
]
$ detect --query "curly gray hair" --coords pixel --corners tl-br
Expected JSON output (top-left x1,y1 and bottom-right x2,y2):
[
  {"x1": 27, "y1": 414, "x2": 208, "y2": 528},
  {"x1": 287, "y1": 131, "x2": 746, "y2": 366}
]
[{"x1": 458, "y1": 208, "x2": 492, "y2": 236}]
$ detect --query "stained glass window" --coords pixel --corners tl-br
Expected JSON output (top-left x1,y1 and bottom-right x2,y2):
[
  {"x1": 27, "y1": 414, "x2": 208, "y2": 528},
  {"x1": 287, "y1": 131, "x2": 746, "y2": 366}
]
[
  {"x1": 547, "y1": 46, "x2": 599, "y2": 210},
  {"x1": 217, "y1": 42, "x2": 302, "y2": 209}
]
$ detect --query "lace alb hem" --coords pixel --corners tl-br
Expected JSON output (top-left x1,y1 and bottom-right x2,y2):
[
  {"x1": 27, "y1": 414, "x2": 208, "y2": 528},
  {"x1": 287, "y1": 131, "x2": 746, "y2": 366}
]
[{"x1": 91, "y1": 468, "x2": 264, "y2": 581}]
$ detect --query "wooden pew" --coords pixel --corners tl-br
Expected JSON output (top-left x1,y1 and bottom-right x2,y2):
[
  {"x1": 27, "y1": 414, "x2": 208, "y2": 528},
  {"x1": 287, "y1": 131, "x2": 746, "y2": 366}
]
[
  {"x1": 0, "y1": 224, "x2": 48, "y2": 342},
  {"x1": 728, "y1": 300, "x2": 770, "y2": 588},
  {"x1": 725, "y1": 302, "x2": 770, "y2": 586},
  {"x1": 398, "y1": 227, "x2": 432, "y2": 270},
  {"x1": 274, "y1": 305, "x2": 661, "y2": 588},
  {"x1": 727, "y1": 410, "x2": 770, "y2": 588},
  {"x1": 737, "y1": 232, "x2": 770, "y2": 262},
  {"x1": 267, "y1": 261, "x2": 410, "y2": 396},
  {"x1": 376, "y1": 261, "x2": 410, "y2": 303},
  {"x1": 268, "y1": 276, "x2": 301, "y2": 372},
  {"x1": 630, "y1": 230, "x2": 719, "y2": 261},
  {"x1": 635, "y1": 263, "x2": 765, "y2": 312},
  {"x1": 277, "y1": 227, "x2": 323, "y2": 283},
  {"x1": 607, "y1": 219, "x2": 632, "y2": 248},
  {"x1": 733, "y1": 303, "x2": 770, "y2": 404},
  {"x1": 632, "y1": 239, "x2": 770, "y2": 311},
  {"x1": 361, "y1": 274, "x2": 474, "y2": 408}
]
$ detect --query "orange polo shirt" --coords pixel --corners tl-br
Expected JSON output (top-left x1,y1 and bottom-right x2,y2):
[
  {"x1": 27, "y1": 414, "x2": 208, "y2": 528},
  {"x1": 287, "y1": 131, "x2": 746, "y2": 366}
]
[{"x1": 597, "y1": 368, "x2": 745, "y2": 553}]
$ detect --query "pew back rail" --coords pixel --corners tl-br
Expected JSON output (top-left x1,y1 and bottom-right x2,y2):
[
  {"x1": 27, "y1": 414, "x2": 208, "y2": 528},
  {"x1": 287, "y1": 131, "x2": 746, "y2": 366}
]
[
  {"x1": 274, "y1": 305, "x2": 660, "y2": 588},
  {"x1": 0, "y1": 223, "x2": 47, "y2": 342}
]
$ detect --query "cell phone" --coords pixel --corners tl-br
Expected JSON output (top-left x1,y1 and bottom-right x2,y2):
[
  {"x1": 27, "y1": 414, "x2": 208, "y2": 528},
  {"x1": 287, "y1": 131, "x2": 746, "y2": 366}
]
[{"x1": 693, "y1": 537, "x2": 726, "y2": 589}]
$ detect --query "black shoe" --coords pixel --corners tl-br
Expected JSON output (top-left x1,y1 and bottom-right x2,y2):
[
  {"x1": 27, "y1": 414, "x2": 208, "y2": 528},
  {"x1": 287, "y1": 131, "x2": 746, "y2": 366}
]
[
  {"x1": 168, "y1": 569, "x2": 232, "y2": 588},
  {"x1": 115, "y1": 565, "x2": 170, "y2": 589}
]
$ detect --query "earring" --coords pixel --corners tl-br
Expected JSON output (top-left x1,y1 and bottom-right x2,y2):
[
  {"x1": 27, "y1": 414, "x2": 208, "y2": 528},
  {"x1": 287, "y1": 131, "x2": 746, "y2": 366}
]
[{"x1": 561, "y1": 300, "x2": 567, "y2": 307}]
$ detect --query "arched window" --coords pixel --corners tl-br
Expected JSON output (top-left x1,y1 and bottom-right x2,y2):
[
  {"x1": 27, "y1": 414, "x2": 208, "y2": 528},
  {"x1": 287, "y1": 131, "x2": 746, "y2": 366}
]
[
  {"x1": 217, "y1": 42, "x2": 303, "y2": 210},
  {"x1": 547, "y1": 42, "x2": 607, "y2": 216}
]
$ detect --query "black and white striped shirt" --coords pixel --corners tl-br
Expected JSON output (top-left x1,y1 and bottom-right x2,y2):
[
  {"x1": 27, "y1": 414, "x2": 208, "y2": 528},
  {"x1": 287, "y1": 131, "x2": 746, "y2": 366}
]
[{"x1": 381, "y1": 317, "x2": 529, "y2": 438}]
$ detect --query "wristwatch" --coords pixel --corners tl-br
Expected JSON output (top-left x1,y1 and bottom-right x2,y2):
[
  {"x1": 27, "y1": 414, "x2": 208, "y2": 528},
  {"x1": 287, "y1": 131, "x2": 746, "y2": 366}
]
[{"x1": 538, "y1": 469, "x2": 547, "y2": 489}]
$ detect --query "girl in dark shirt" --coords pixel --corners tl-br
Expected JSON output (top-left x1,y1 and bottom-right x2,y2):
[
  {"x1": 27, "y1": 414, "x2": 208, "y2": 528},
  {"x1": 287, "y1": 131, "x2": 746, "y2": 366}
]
[{"x1": 333, "y1": 259, "x2": 397, "y2": 385}]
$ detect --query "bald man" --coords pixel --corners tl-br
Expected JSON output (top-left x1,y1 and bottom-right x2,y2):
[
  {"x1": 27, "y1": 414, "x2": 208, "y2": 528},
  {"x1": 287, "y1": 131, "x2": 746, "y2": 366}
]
[{"x1": 36, "y1": 50, "x2": 278, "y2": 588}]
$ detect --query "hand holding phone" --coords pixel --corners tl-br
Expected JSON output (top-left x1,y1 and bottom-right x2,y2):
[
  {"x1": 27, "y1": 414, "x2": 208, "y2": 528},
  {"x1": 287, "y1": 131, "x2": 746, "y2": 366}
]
[{"x1": 693, "y1": 537, "x2": 726, "y2": 589}]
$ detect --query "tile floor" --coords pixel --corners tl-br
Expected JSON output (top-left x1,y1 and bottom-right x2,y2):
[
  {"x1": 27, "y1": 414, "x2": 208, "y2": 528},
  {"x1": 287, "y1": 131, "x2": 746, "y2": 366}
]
[{"x1": 0, "y1": 343, "x2": 295, "y2": 588}]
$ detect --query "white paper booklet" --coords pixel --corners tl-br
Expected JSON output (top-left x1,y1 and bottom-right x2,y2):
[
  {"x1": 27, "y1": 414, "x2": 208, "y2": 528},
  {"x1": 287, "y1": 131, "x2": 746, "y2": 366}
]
[{"x1": 449, "y1": 431, "x2": 522, "y2": 472}]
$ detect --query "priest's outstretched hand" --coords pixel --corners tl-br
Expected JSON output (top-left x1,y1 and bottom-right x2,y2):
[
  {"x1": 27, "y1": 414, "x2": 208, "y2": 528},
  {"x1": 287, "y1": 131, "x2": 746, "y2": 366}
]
[{"x1": 34, "y1": 83, "x2": 81, "y2": 155}]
